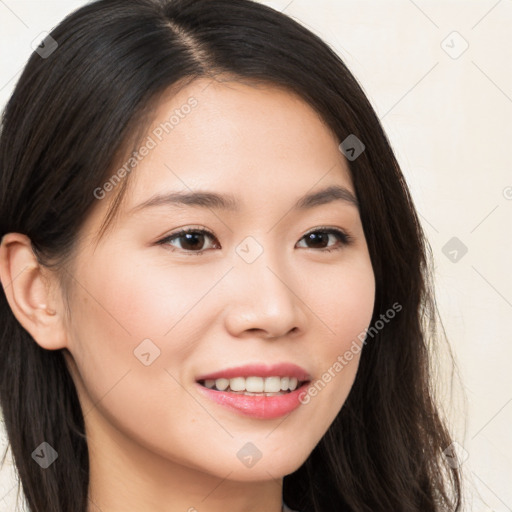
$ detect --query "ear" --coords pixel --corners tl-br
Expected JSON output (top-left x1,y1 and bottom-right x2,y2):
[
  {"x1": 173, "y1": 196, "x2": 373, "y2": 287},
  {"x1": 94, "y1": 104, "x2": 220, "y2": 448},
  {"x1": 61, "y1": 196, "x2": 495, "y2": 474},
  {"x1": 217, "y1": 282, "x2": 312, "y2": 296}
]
[{"x1": 0, "y1": 233, "x2": 67, "y2": 350}]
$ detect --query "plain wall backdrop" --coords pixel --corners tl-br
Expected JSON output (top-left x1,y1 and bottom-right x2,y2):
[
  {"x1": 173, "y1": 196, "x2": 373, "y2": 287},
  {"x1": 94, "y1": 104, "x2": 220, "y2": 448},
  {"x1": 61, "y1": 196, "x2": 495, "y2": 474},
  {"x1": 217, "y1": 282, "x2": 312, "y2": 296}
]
[{"x1": 1, "y1": 1, "x2": 511, "y2": 511}]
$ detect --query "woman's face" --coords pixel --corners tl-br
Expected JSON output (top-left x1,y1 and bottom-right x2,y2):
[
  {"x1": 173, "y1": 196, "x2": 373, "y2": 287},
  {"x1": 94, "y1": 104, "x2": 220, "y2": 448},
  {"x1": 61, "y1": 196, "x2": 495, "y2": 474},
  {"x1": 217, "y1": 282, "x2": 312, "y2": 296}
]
[{"x1": 62, "y1": 78, "x2": 375, "y2": 483}]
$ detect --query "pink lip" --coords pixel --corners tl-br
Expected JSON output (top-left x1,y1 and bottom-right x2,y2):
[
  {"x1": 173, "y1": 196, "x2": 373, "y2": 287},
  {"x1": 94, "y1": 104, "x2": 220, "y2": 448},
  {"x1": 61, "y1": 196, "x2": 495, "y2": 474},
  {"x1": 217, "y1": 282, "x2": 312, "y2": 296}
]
[
  {"x1": 195, "y1": 362, "x2": 312, "y2": 382},
  {"x1": 195, "y1": 363, "x2": 312, "y2": 419},
  {"x1": 196, "y1": 381, "x2": 310, "y2": 419}
]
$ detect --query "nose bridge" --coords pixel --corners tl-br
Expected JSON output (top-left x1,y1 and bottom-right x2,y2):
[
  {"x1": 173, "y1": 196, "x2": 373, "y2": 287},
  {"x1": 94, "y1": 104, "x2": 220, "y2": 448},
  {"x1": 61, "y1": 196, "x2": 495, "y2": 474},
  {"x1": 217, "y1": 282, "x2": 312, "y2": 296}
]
[{"x1": 224, "y1": 235, "x2": 305, "y2": 337}]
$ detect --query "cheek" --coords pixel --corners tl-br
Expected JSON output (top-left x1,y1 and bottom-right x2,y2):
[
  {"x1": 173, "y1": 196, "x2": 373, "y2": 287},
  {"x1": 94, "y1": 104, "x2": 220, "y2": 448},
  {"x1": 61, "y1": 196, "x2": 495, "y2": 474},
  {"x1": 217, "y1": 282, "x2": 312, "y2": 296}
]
[
  {"x1": 63, "y1": 255, "x2": 215, "y2": 468},
  {"x1": 75, "y1": 250, "x2": 221, "y2": 341},
  {"x1": 295, "y1": 253, "x2": 375, "y2": 428},
  {"x1": 305, "y1": 252, "x2": 376, "y2": 344},
  {"x1": 64, "y1": 248, "x2": 223, "y2": 420}
]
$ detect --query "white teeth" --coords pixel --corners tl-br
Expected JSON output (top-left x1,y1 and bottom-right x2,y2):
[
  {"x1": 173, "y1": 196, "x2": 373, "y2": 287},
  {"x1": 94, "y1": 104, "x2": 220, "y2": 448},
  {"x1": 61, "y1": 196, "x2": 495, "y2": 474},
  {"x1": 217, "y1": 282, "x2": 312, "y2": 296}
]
[
  {"x1": 245, "y1": 376, "x2": 264, "y2": 392},
  {"x1": 208, "y1": 376, "x2": 302, "y2": 392},
  {"x1": 264, "y1": 376, "x2": 281, "y2": 393},
  {"x1": 229, "y1": 377, "x2": 245, "y2": 392},
  {"x1": 214, "y1": 378, "x2": 229, "y2": 391}
]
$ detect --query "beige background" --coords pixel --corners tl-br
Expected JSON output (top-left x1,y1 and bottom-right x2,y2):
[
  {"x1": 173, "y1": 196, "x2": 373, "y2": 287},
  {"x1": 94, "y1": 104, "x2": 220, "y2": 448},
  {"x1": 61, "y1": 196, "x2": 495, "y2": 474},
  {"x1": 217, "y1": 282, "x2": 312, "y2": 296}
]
[{"x1": 1, "y1": 1, "x2": 511, "y2": 510}]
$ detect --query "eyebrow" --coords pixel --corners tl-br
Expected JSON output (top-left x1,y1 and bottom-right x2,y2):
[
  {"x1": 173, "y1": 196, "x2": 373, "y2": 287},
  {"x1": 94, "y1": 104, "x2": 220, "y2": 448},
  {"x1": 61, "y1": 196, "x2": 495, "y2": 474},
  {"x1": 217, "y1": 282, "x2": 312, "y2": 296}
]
[{"x1": 128, "y1": 184, "x2": 359, "y2": 214}]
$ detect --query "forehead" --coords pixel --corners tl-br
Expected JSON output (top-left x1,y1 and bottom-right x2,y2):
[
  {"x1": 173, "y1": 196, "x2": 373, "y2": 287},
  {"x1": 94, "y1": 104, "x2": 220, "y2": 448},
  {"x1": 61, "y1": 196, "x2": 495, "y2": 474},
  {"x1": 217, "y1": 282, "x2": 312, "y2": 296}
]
[
  {"x1": 90, "y1": 77, "x2": 356, "y2": 237},
  {"x1": 131, "y1": 79, "x2": 351, "y2": 195}
]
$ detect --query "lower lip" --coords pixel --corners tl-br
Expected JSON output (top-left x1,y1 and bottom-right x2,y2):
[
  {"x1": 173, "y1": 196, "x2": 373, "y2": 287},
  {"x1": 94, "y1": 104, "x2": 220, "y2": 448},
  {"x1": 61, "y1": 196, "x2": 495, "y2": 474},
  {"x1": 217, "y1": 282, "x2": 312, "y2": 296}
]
[{"x1": 196, "y1": 382, "x2": 309, "y2": 419}]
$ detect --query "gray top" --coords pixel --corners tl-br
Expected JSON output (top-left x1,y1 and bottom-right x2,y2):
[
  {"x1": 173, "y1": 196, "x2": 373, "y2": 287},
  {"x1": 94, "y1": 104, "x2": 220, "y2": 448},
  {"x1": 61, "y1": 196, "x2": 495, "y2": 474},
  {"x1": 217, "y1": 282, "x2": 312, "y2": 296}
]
[{"x1": 282, "y1": 501, "x2": 300, "y2": 512}]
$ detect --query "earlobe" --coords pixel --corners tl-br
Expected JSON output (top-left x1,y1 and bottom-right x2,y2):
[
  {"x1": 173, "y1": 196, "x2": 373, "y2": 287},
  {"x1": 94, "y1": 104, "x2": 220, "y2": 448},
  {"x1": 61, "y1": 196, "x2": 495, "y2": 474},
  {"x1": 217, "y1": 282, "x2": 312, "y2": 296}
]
[{"x1": 0, "y1": 233, "x2": 67, "y2": 350}]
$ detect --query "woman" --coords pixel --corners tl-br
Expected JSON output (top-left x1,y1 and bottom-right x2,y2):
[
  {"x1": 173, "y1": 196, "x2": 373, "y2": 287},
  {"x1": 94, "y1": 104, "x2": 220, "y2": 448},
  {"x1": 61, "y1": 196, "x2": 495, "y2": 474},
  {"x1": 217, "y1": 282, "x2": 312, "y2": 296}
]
[{"x1": 0, "y1": 0, "x2": 463, "y2": 510}]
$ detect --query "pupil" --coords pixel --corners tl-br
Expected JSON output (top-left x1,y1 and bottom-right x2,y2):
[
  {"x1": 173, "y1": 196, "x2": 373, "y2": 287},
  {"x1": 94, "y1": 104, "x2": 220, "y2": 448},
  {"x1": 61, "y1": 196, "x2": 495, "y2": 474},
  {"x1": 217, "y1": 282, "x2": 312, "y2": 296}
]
[
  {"x1": 307, "y1": 232, "x2": 327, "y2": 248},
  {"x1": 182, "y1": 233, "x2": 204, "y2": 250}
]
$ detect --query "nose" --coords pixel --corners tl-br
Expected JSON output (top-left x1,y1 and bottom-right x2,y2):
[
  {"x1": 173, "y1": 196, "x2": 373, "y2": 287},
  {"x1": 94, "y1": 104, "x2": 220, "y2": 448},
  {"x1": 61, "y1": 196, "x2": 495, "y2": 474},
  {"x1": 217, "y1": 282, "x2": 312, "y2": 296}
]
[{"x1": 222, "y1": 252, "x2": 307, "y2": 340}]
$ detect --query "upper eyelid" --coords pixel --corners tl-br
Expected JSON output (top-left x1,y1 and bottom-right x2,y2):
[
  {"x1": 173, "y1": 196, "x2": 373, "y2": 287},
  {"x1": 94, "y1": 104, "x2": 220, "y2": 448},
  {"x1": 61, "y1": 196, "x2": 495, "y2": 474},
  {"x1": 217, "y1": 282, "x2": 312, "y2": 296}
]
[{"x1": 161, "y1": 226, "x2": 349, "y2": 238}]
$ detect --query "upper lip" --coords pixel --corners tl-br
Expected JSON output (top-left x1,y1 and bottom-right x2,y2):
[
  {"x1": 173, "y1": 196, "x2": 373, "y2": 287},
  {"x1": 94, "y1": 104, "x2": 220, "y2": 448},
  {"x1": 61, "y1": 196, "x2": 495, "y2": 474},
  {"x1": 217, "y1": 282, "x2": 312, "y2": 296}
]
[{"x1": 196, "y1": 363, "x2": 312, "y2": 382}]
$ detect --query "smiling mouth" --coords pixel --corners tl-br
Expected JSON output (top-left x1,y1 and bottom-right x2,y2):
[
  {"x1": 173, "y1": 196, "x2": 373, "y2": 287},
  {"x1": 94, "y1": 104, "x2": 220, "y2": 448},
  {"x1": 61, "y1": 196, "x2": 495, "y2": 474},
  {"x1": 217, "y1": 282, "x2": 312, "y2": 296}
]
[{"x1": 197, "y1": 376, "x2": 310, "y2": 396}]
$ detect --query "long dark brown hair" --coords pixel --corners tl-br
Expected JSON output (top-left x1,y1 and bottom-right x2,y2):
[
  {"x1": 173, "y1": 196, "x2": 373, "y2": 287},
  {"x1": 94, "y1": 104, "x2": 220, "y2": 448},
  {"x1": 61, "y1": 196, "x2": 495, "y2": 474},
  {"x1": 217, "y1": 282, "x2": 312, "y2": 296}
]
[{"x1": 0, "y1": 0, "x2": 464, "y2": 510}]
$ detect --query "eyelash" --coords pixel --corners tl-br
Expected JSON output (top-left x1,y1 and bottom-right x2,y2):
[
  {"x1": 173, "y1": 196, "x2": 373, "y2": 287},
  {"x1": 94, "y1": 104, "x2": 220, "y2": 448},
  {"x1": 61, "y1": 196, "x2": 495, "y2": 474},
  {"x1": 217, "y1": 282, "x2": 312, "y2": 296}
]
[{"x1": 156, "y1": 226, "x2": 354, "y2": 256}]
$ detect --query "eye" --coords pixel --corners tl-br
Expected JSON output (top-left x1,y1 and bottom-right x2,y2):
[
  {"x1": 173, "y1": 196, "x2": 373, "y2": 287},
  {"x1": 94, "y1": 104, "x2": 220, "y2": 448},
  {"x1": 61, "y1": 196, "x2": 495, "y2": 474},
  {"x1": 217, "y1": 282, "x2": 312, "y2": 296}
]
[
  {"x1": 296, "y1": 227, "x2": 353, "y2": 252},
  {"x1": 157, "y1": 226, "x2": 353, "y2": 255},
  {"x1": 157, "y1": 227, "x2": 219, "y2": 255}
]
